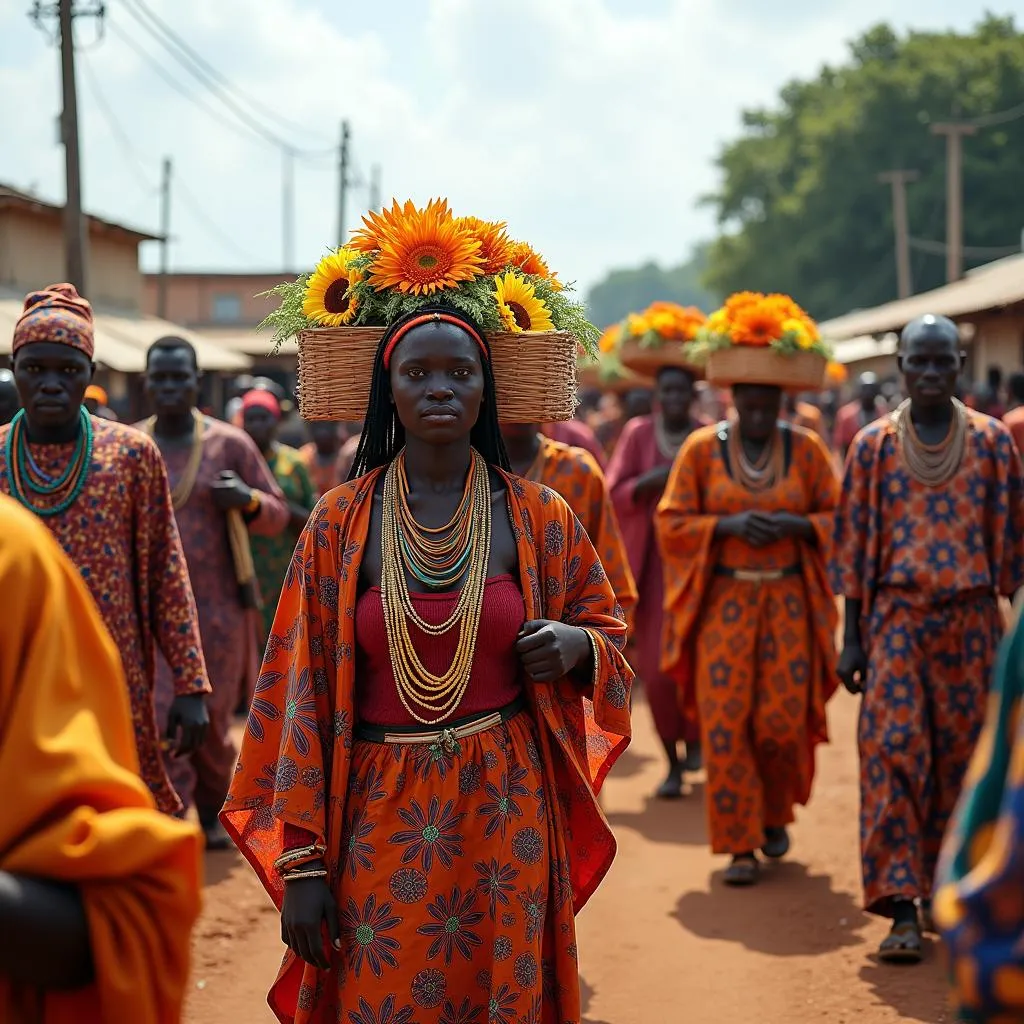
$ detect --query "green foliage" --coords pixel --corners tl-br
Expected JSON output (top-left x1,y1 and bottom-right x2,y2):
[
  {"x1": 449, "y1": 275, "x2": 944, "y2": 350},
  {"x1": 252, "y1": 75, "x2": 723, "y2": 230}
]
[
  {"x1": 257, "y1": 275, "x2": 310, "y2": 353},
  {"x1": 586, "y1": 246, "x2": 719, "y2": 329},
  {"x1": 703, "y1": 15, "x2": 1024, "y2": 321}
]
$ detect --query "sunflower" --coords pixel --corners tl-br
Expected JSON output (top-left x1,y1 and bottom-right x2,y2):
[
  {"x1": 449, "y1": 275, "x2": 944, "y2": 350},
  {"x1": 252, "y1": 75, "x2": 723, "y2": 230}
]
[
  {"x1": 494, "y1": 271, "x2": 555, "y2": 333},
  {"x1": 369, "y1": 203, "x2": 484, "y2": 295},
  {"x1": 349, "y1": 197, "x2": 452, "y2": 254},
  {"x1": 302, "y1": 248, "x2": 362, "y2": 326},
  {"x1": 507, "y1": 240, "x2": 553, "y2": 280},
  {"x1": 456, "y1": 216, "x2": 513, "y2": 275}
]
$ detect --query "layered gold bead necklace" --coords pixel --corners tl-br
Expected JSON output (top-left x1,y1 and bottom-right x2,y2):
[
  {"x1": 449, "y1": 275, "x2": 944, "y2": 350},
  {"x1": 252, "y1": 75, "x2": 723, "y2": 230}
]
[{"x1": 380, "y1": 448, "x2": 492, "y2": 725}]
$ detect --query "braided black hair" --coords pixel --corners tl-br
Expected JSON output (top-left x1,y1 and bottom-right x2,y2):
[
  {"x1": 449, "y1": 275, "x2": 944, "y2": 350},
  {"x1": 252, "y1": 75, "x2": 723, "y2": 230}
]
[{"x1": 347, "y1": 304, "x2": 511, "y2": 480}]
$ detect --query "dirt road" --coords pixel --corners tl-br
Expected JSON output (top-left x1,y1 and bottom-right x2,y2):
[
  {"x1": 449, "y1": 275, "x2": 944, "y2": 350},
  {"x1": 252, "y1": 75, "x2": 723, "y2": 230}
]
[{"x1": 184, "y1": 694, "x2": 949, "y2": 1023}]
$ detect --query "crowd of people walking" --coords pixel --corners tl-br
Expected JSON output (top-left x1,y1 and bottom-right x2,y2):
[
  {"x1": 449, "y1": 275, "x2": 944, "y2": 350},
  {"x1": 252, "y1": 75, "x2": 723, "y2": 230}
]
[{"x1": 2, "y1": 244, "x2": 1023, "y2": 1024}]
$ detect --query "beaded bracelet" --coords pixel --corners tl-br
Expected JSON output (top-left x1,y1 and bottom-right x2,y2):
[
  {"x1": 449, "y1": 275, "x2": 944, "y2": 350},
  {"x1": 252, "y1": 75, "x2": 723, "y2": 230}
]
[
  {"x1": 273, "y1": 843, "x2": 325, "y2": 873},
  {"x1": 282, "y1": 868, "x2": 328, "y2": 883}
]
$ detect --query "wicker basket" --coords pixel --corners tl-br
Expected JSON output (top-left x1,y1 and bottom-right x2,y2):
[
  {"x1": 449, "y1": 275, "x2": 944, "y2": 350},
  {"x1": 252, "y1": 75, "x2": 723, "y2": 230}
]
[
  {"x1": 706, "y1": 347, "x2": 826, "y2": 391},
  {"x1": 297, "y1": 327, "x2": 579, "y2": 423},
  {"x1": 577, "y1": 362, "x2": 654, "y2": 395},
  {"x1": 618, "y1": 337, "x2": 702, "y2": 378}
]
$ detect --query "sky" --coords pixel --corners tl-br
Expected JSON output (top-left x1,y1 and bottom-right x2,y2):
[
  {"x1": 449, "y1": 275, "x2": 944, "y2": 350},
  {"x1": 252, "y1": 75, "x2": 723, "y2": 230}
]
[{"x1": 1, "y1": 0, "x2": 1021, "y2": 294}]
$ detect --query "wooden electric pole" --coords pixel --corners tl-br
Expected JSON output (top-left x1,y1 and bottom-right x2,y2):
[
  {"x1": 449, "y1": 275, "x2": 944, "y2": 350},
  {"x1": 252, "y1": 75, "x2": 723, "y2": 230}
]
[
  {"x1": 31, "y1": 0, "x2": 104, "y2": 295},
  {"x1": 369, "y1": 163, "x2": 382, "y2": 213},
  {"x1": 157, "y1": 156, "x2": 172, "y2": 319},
  {"x1": 878, "y1": 170, "x2": 919, "y2": 299},
  {"x1": 337, "y1": 120, "x2": 351, "y2": 246},
  {"x1": 932, "y1": 122, "x2": 978, "y2": 283}
]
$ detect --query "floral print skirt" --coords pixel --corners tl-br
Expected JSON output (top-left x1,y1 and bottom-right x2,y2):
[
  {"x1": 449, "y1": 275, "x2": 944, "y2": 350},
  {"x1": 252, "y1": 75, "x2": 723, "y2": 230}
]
[{"x1": 310, "y1": 710, "x2": 579, "y2": 1024}]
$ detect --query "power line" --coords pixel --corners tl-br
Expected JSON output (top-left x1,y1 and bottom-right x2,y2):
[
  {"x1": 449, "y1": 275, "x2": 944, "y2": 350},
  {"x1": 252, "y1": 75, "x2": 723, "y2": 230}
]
[
  {"x1": 174, "y1": 176, "x2": 255, "y2": 264},
  {"x1": 908, "y1": 236, "x2": 1021, "y2": 258},
  {"x1": 968, "y1": 100, "x2": 1024, "y2": 129}
]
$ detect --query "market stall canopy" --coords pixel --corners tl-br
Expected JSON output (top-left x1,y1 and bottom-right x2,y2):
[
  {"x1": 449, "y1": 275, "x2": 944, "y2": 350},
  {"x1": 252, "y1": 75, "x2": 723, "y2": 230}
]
[
  {"x1": 200, "y1": 328, "x2": 296, "y2": 358},
  {"x1": 820, "y1": 253, "x2": 1024, "y2": 342},
  {"x1": 0, "y1": 290, "x2": 251, "y2": 372}
]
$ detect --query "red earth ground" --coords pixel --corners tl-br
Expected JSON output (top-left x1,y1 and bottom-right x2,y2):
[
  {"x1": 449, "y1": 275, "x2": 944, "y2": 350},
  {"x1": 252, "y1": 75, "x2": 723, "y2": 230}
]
[{"x1": 184, "y1": 694, "x2": 949, "y2": 1024}]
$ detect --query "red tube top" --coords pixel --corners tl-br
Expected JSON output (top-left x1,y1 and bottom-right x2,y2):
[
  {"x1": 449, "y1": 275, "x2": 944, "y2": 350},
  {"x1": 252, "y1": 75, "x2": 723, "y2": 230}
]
[{"x1": 354, "y1": 575, "x2": 526, "y2": 727}]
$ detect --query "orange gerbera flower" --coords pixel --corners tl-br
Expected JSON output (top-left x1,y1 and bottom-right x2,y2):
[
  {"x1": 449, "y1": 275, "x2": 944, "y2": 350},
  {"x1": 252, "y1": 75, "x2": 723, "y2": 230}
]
[
  {"x1": 370, "y1": 203, "x2": 484, "y2": 295},
  {"x1": 350, "y1": 197, "x2": 452, "y2": 253},
  {"x1": 643, "y1": 302, "x2": 706, "y2": 342},
  {"x1": 456, "y1": 216, "x2": 513, "y2": 275},
  {"x1": 508, "y1": 240, "x2": 553, "y2": 279},
  {"x1": 598, "y1": 324, "x2": 621, "y2": 353},
  {"x1": 729, "y1": 296, "x2": 788, "y2": 346}
]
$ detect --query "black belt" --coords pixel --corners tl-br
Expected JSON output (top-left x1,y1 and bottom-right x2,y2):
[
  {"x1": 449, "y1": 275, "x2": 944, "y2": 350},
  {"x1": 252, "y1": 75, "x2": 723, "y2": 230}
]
[
  {"x1": 714, "y1": 565, "x2": 801, "y2": 582},
  {"x1": 355, "y1": 694, "x2": 527, "y2": 747}
]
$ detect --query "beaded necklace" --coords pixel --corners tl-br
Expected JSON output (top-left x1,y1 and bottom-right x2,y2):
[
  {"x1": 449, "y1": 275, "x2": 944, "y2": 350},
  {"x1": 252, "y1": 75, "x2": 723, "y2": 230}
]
[
  {"x1": 380, "y1": 448, "x2": 492, "y2": 725},
  {"x1": 727, "y1": 419, "x2": 782, "y2": 493},
  {"x1": 655, "y1": 414, "x2": 693, "y2": 460},
  {"x1": 894, "y1": 397, "x2": 967, "y2": 487},
  {"x1": 5, "y1": 407, "x2": 94, "y2": 517}
]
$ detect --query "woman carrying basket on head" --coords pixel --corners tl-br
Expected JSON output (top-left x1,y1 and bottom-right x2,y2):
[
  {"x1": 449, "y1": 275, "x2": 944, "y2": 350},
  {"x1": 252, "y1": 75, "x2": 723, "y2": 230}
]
[
  {"x1": 221, "y1": 202, "x2": 632, "y2": 1024},
  {"x1": 656, "y1": 293, "x2": 839, "y2": 886}
]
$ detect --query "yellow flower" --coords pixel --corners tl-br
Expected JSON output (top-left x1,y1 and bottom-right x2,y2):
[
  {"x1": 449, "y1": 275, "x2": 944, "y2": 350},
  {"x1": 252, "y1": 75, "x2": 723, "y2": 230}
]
[
  {"x1": 782, "y1": 317, "x2": 814, "y2": 349},
  {"x1": 705, "y1": 309, "x2": 730, "y2": 336},
  {"x1": 369, "y1": 202, "x2": 484, "y2": 295},
  {"x1": 302, "y1": 248, "x2": 362, "y2": 326},
  {"x1": 494, "y1": 271, "x2": 555, "y2": 332},
  {"x1": 625, "y1": 313, "x2": 649, "y2": 337}
]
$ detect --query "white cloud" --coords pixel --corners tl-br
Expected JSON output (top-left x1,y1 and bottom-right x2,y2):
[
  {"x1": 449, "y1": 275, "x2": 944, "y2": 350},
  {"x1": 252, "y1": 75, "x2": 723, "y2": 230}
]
[{"x1": 0, "y1": 0, "x2": 1019, "y2": 293}]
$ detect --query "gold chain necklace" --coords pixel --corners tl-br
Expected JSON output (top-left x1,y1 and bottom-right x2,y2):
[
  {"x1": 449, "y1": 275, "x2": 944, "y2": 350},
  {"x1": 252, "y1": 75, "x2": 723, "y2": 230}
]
[
  {"x1": 727, "y1": 420, "x2": 782, "y2": 493},
  {"x1": 142, "y1": 410, "x2": 204, "y2": 510},
  {"x1": 894, "y1": 398, "x2": 967, "y2": 487},
  {"x1": 380, "y1": 449, "x2": 492, "y2": 725}
]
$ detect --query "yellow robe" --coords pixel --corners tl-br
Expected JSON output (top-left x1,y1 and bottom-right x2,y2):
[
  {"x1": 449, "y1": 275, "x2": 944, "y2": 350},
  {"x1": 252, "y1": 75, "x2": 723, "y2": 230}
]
[{"x1": 0, "y1": 493, "x2": 203, "y2": 1024}]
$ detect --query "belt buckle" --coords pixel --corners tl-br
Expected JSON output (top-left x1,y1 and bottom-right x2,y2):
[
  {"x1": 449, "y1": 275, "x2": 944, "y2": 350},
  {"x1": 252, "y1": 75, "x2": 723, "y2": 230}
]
[{"x1": 433, "y1": 727, "x2": 461, "y2": 758}]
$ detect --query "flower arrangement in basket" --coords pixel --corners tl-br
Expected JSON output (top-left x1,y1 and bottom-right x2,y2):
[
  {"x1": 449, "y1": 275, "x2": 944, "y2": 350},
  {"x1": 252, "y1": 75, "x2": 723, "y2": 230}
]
[
  {"x1": 598, "y1": 301, "x2": 706, "y2": 377},
  {"x1": 257, "y1": 199, "x2": 599, "y2": 422},
  {"x1": 687, "y1": 291, "x2": 831, "y2": 390},
  {"x1": 578, "y1": 331, "x2": 653, "y2": 394}
]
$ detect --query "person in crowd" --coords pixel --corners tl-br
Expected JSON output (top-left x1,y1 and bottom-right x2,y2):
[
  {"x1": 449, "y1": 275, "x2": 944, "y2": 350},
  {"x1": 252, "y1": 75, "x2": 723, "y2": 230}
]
[
  {"x1": 300, "y1": 419, "x2": 350, "y2": 496},
  {"x1": 935, "y1": 612, "x2": 1024, "y2": 1020},
  {"x1": 833, "y1": 372, "x2": 885, "y2": 458},
  {"x1": 501, "y1": 421, "x2": 638, "y2": 628},
  {"x1": 658, "y1": 380, "x2": 839, "y2": 886},
  {"x1": 1002, "y1": 370, "x2": 1024, "y2": 454},
  {"x1": 142, "y1": 336, "x2": 289, "y2": 848},
  {"x1": 0, "y1": 492, "x2": 202, "y2": 1024},
  {"x1": 542, "y1": 414, "x2": 608, "y2": 468},
  {"x1": 83, "y1": 384, "x2": 117, "y2": 421},
  {"x1": 222, "y1": 306, "x2": 632, "y2": 1024},
  {"x1": 607, "y1": 366, "x2": 708, "y2": 797},
  {"x1": 833, "y1": 314, "x2": 1024, "y2": 963},
  {"x1": 0, "y1": 368, "x2": 20, "y2": 424},
  {"x1": 242, "y1": 386, "x2": 317, "y2": 644},
  {"x1": 781, "y1": 393, "x2": 829, "y2": 444},
  {"x1": 0, "y1": 285, "x2": 210, "y2": 816},
  {"x1": 967, "y1": 366, "x2": 1006, "y2": 420}
]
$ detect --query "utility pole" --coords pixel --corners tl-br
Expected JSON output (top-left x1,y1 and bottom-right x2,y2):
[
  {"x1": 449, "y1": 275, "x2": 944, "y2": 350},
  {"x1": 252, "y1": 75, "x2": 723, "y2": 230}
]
[
  {"x1": 31, "y1": 1, "x2": 104, "y2": 293},
  {"x1": 337, "y1": 120, "x2": 351, "y2": 246},
  {"x1": 157, "y1": 156, "x2": 171, "y2": 319},
  {"x1": 369, "y1": 163, "x2": 382, "y2": 213},
  {"x1": 282, "y1": 147, "x2": 295, "y2": 270},
  {"x1": 932, "y1": 122, "x2": 978, "y2": 283},
  {"x1": 878, "y1": 170, "x2": 919, "y2": 299}
]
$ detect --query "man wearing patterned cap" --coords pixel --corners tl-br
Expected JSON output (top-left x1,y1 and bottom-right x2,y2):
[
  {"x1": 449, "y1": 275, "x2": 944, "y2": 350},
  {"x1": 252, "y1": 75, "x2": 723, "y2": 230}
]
[{"x1": 0, "y1": 283, "x2": 212, "y2": 817}]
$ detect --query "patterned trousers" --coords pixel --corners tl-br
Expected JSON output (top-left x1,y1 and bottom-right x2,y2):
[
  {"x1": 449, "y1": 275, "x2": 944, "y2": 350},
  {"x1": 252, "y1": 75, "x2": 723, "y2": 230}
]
[
  {"x1": 859, "y1": 591, "x2": 1002, "y2": 915},
  {"x1": 695, "y1": 574, "x2": 814, "y2": 855}
]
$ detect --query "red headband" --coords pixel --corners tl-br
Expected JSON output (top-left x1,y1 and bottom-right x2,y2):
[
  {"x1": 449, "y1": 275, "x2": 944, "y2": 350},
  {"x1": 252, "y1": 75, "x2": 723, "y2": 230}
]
[{"x1": 382, "y1": 312, "x2": 487, "y2": 369}]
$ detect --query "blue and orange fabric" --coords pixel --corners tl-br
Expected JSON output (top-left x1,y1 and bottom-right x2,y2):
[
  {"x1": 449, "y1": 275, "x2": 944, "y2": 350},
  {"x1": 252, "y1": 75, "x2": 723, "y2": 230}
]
[
  {"x1": 0, "y1": 417, "x2": 210, "y2": 814},
  {"x1": 936, "y1": 614, "x2": 1024, "y2": 1022},
  {"x1": 656, "y1": 423, "x2": 839, "y2": 854},
  {"x1": 832, "y1": 410, "x2": 1024, "y2": 915},
  {"x1": 221, "y1": 470, "x2": 632, "y2": 1024},
  {"x1": 532, "y1": 435, "x2": 638, "y2": 630},
  {"x1": 0, "y1": 493, "x2": 202, "y2": 1024}
]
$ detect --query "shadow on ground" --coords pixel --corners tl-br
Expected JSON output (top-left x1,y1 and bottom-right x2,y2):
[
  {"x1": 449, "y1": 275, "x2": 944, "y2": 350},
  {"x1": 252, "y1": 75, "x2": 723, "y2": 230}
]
[
  {"x1": 579, "y1": 975, "x2": 615, "y2": 1024},
  {"x1": 673, "y1": 860, "x2": 871, "y2": 955},
  {"x1": 204, "y1": 848, "x2": 242, "y2": 887},
  {"x1": 858, "y1": 952, "x2": 950, "y2": 1023},
  {"x1": 604, "y1": 782, "x2": 708, "y2": 847}
]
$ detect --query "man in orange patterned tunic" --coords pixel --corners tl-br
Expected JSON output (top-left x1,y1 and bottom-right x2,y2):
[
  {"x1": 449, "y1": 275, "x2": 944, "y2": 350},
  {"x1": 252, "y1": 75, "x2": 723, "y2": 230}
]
[
  {"x1": 0, "y1": 284, "x2": 210, "y2": 816},
  {"x1": 833, "y1": 314, "x2": 1024, "y2": 963},
  {"x1": 658, "y1": 385, "x2": 839, "y2": 885},
  {"x1": 502, "y1": 423, "x2": 638, "y2": 628}
]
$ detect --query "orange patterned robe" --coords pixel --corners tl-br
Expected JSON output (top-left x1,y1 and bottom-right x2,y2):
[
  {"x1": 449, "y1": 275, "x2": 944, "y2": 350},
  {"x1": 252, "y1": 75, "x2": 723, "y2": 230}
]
[
  {"x1": 532, "y1": 436, "x2": 638, "y2": 630},
  {"x1": 222, "y1": 470, "x2": 632, "y2": 1024},
  {"x1": 657, "y1": 424, "x2": 839, "y2": 854}
]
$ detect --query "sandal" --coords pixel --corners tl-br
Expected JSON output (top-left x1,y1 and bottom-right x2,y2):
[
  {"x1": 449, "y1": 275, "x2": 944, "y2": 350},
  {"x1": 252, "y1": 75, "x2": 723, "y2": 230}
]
[
  {"x1": 762, "y1": 826, "x2": 790, "y2": 860},
  {"x1": 878, "y1": 921, "x2": 923, "y2": 964},
  {"x1": 723, "y1": 854, "x2": 759, "y2": 887}
]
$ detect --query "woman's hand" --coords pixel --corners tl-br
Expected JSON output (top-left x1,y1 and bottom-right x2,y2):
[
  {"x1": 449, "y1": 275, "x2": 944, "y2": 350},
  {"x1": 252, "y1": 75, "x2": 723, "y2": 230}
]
[
  {"x1": 281, "y1": 876, "x2": 339, "y2": 970},
  {"x1": 716, "y1": 511, "x2": 778, "y2": 547},
  {"x1": 837, "y1": 643, "x2": 868, "y2": 695},
  {"x1": 632, "y1": 465, "x2": 672, "y2": 502},
  {"x1": 516, "y1": 620, "x2": 592, "y2": 682},
  {"x1": 770, "y1": 512, "x2": 814, "y2": 541}
]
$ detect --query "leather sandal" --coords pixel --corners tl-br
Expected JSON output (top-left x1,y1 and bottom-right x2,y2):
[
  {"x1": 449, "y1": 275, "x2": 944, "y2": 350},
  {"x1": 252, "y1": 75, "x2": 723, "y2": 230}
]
[
  {"x1": 723, "y1": 854, "x2": 759, "y2": 886},
  {"x1": 762, "y1": 826, "x2": 791, "y2": 860},
  {"x1": 878, "y1": 921, "x2": 923, "y2": 964}
]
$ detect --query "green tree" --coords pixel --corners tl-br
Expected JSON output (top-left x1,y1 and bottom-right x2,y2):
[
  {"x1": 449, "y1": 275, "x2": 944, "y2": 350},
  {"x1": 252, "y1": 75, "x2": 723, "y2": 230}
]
[
  {"x1": 586, "y1": 245, "x2": 718, "y2": 329},
  {"x1": 703, "y1": 16, "x2": 1024, "y2": 321}
]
